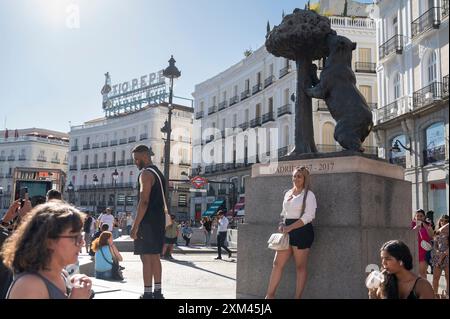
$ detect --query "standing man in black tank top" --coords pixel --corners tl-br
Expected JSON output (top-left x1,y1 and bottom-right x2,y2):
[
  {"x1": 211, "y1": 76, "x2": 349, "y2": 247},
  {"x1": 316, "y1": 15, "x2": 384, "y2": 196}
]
[{"x1": 130, "y1": 145, "x2": 166, "y2": 299}]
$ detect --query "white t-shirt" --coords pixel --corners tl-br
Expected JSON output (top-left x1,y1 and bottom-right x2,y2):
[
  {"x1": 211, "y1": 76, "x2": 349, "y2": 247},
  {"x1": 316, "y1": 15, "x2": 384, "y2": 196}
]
[
  {"x1": 281, "y1": 189, "x2": 317, "y2": 225},
  {"x1": 217, "y1": 217, "x2": 229, "y2": 232},
  {"x1": 99, "y1": 214, "x2": 114, "y2": 232}
]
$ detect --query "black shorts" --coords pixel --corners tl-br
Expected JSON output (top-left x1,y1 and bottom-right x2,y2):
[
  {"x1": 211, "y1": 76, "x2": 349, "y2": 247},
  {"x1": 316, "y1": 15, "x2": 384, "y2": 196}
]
[
  {"x1": 285, "y1": 219, "x2": 314, "y2": 249},
  {"x1": 134, "y1": 223, "x2": 164, "y2": 255}
]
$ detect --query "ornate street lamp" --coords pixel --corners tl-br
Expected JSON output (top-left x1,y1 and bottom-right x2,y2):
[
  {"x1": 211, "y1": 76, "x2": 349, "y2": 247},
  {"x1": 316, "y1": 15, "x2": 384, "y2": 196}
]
[
  {"x1": 162, "y1": 55, "x2": 181, "y2": 202},
  {"x1": 67, "y1": 182, "x2": 74, "y2": 204},
  {"x1": 391, "y1": 139, "x2": 411, "y2": 153},
  {"x1": 93, "y1": 174, "x2": 98, "y2": 213},
  {"x1": 112, "y1": 169, "x2": 119, "y2": 214}
]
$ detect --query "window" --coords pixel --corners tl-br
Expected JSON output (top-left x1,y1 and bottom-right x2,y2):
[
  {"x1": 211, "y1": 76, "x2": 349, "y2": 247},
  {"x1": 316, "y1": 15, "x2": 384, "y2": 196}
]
[
  {"x1": 268, "y1": 97, "x2": 273, "y2": 113},
  {"x1": 245, "y1": 79, "x2": 250, "y2": 90},
  {"x1": 393, "y1": 73, "x2": 401, "y2": 100},
  {"x1": 359, "y1": 48, "x2": 371, "y2": 63},
  {"x1": 234, "y1": 85, "x2": 238, "y2": 96},
  {"x1": 284, "y1": 89, "x2": 290, "y2": 105},
  {"x1": 233, "y1": 114, "x2": 237, "y2": 128},
  {"x1": 256, "y1": 104, "x2": 261, "y2": 118},
  {"x1": 200, "y1": 101, "x2": 204, "y2": 112},
  {"x1": 84, "y1": 155, "x2": 88, "y2": 164},
  {"x1": 322, "y1": 122, "x2": 335, "y2": 145},
  {"x1": 359, "y1": 85, "x2": 372, "y2": 103},
  {"x1": 269, "y1": 64, "x2": 274, "y2": 76},
  {"x1": 284, "y1": 125, "x2": 290, "y2": 146},
  {"x1": 424, "y1": 122, "x2": 445, "y2": 165},
  {"x1": 427, "y1": 51, "x2": 437, "y2": 85},
  {"x1": 257, "y1": 72, "x2": 261, "y2": 85},
  {"x1": 245, "y1": 109, "x2": 249, "y2": 122},
  {"x1": 212, "y1": 96, "x2": 216, "y2": 106}
]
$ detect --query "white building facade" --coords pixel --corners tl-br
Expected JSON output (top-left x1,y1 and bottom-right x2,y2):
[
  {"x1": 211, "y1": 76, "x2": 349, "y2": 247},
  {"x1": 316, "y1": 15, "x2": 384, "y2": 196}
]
[
  {"x1": 192, "y1": 12, "x2": 378, "y2": 218},
  {"x1": 68, "y1": 103, "x2": 193, "y2": 218},
  {"x1": 0, "y1": 128, "x2": 69, "y2": 214},
  {"x1": 372, "y1": 0, "x2": 449, "y2": 217}
]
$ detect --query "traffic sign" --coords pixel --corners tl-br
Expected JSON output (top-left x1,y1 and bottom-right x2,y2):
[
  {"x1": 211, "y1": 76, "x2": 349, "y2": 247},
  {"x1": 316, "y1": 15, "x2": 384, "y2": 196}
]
[{"x1": 190, "y1": 176, "x2": 207, "y2": 189}]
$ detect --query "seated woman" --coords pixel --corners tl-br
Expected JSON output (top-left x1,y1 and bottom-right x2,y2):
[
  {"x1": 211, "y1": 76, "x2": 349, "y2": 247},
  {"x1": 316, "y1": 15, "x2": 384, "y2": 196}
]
[
  {"x1": 92, "y1": 231, "x2": 123, "y2": 280},
  {"x1": 0, "y1": 201, "x2": 93, "y2": 299},
  {"x1": 368, "y1": 240, "x2": 434, "y2": 299}
]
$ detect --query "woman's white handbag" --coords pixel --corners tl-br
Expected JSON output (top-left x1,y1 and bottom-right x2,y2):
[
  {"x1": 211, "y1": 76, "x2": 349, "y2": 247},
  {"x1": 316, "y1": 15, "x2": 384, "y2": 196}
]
[{"x1": 267, "y1": 233, "x2": 289, "y2": 250}]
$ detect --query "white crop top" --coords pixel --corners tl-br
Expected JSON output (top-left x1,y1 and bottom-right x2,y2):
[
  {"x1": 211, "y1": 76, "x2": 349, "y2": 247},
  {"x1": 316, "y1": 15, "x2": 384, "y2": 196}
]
[{"x1": 280, "y1": 189, "x2": 317, "y2": 225}]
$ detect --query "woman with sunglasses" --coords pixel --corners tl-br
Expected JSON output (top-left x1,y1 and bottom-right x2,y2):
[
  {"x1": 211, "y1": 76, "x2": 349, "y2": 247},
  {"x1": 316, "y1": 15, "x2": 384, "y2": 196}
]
[
  {"x1": 0, "y1": 201, "x2": 93, "y2": 299},
  {"x1": 266, "y1": 166, "x2": 317, "y2": 299}
]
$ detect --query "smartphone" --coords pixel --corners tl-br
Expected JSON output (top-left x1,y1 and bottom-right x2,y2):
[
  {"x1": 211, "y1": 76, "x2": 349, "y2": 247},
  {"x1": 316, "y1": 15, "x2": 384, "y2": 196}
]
[{"x1": 20, "y1": 187, "x2": 28, "y2": 208}]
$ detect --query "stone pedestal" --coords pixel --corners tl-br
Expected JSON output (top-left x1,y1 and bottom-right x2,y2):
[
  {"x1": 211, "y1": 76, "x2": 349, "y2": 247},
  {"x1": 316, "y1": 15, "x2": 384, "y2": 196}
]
[{"x1": 236, "y1": 155, "x2": 416, "y2": 299}]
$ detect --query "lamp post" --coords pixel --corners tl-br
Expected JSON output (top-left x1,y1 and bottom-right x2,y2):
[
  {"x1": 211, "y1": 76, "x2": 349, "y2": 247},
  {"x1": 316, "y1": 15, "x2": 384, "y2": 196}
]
[
  {"x1": 112, "y1": 169, "x2": 119, "y2": 214},
  {"x1": 0, "y1": 186, "x2": 3, "y2": 212},
  {"x1": 67, "y1": 182, "x2": 74, "y2": 205},
  {"x1": 162, "y1": 55, "x2": 181, "y2": 203},
  {"x1": 391, "y1": 139, "x2": 412, "y2": 153},
  {"x1": 93, "y1": 174, "x2": 98, "y2": 214}
]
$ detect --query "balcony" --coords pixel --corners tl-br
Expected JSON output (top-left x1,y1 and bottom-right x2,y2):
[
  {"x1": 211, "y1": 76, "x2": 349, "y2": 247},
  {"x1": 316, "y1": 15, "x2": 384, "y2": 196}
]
[
  {"x1": 239, "y1": 121, "x2": 249, "y2": 131},
  {"x1": 69, "y1": 165, "x2": 77, "y2": 171},
  {"x1": 37, "y1": 156, "x2": 47, "y2": 162},
  {"x1": 277, "y1": 104, "x2": 292, "y2": 117},
  {"x1": 218, "y1": 100, "x2": 227, "y2": 111},
  {"x1": 7, "y1": 156, "x2": 15, "y2": 161},
  {"x1": 139, "y1": 133, "x2": 148, "y2": 141},
  {"x1": 250, "y1": 117, "x2": 262, "y2": 128},
  {"x1": 444, "y1": 74, "x2": 449, "y2": 98},
  {"x1": 215, "y1": 164, "x2": 225, "y2": 172},
  {"x1": 110, "y1": 140, "x2": 118, "y2": 146},
  {"x1": 252, "y1": 83, "x2": 262, "y2": 95},
  {"x1": 179, "y1": 161, "x2": 191, "y2": 167},
  {"x1": 229, "y1": 95, "x2": 239, "y2": 106},
  {"x1": 117, "y1": 160, "x2": 125, "y2": 166},
  {"x1": 367, "y1": 102, "x2": 378, "y2": 110},
  {"x1": 264, "y1": 75, "x2": 275, "y2": 88},
  {"x1": 108, "y1": 161, "x2": 116, "y2": 167},
  {"x1": 92, "y1": 143, "x2": 100, "y2": 149},
  {"x1": 127, "y1": 159, "x2": 135, "y2": 166},
  {"x1": 128, "y1": 136, "x2": 136, "y2": 143},
  {"x1": 89, "y1": 163, "x2": 98, "y2": 169},
  {"x1": 71, "y1": 145, "x2": 79, "y2": 151},
  {"x1": 424, "y1": 145, "x2": 446, "y2": 165},
  {"x1": 51, "y1": 158, "x2": 61, "y2": 164},
  {"x1": 204, "y1": 165, "x2": 213, "y2": 174},
  {"x1": 81, "y1": 164, "x2": 89, "y2": 170},
  {"x1": 375, "y1": 97, "x2": 412, "y2": 124},
  {"x1": 0, "y1": 156, "x2": 5, "y2": 161},
  {"x1": 98, "y1": 162, "x2": 107, "y2": 168},
  {"x1": 379, "y1": 34, "x2": 403, "y2": 59},
  {"x1": 278, "y1": 146, "x2": 290, "y2": 157},
  {"x1": 195, "y1": 111, "x2": 204, "y2": 119},
  {"x1": 241, "y1": 89, "x2": 250, "y2": 100},
  {"x1": 101, "y1": 141, "x2": 108, "y2": 147},
  {"x1": 18, "y1": 155, "x2": 26, "y2": 161},
  {"x1": 262, "y1": 112, "x2": 275, "y2": 124},
  {"x1": 119, "y1": 138, "x2": 127, "y2": 145},
  {"x1": 413, "y1": 81, "x2": 445, "y2": 110},
  {"x1": 208, "y1": 106, "x2": 217, "y2": 115},
  {"x1": 412, "y1": 7, "x2": 441, "y2": 38},
  {"x1": 83, "y1": 144, "x2": 90, "y2": 150},
  {"x1": 279, "y1": 66, "x2": 290, "y2": 78},
  {"x1": 354, "y1": 62, "x2": 376, "y2": 73},
  {"x1": 443, "y1": 0, "x2": 449, "y2": 18},
  {"x1": 389, "y1": 156, "x2": 406, "y2": 168}
]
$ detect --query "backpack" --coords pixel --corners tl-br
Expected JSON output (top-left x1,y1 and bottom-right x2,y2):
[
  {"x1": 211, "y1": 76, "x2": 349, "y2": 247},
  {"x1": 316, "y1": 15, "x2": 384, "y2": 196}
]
[{"x1": 83, "y1": 216, "x2": 93, "y2": 233}]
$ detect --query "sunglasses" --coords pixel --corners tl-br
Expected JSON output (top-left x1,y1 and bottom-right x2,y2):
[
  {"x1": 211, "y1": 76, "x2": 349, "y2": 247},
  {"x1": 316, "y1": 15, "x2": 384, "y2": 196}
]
[{"x1": 55, "y1": 234, "x2": 84, "y2": 246}]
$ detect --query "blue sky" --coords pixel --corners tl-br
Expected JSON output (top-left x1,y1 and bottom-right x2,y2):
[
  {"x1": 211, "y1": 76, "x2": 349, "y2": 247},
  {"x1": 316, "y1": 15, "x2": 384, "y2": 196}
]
[{"x1": 0, "y1": 0, "x2": 369, "y2": 133}]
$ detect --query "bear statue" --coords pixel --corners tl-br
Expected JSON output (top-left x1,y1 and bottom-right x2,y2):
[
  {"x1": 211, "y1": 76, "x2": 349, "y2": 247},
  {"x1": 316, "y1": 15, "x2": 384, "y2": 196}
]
[{"x1": 306, "y1": 34, "x2": 373, "y2": 152}]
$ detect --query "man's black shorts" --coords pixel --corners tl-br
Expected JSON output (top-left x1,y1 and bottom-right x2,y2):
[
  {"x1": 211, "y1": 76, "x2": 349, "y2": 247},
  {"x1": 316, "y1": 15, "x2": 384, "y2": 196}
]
[{"x1": 134, "y1": 223, "x2": 164, "y2": 255}]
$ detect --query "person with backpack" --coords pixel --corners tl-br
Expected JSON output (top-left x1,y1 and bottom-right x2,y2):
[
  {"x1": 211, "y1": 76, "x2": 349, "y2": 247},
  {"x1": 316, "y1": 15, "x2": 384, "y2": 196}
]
[{"x1": 83, "y1": 212, "x2": 95, "y2": 254}]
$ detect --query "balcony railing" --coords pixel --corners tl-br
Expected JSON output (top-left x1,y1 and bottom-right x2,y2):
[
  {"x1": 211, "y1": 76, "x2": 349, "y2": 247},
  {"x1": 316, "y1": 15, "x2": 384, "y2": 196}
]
[
  {"x1": 69, "y1": 165, "x2": 77, "y2": 171},
  {"x1": 18, "y1": 155, "x2": 26, "y2": 161},
  {"x1": 7, "y1": 156, "x2": 15, "y2": 161},
  {"x1": 262, "y1": 112, "x2": 275, "y2": 124},
  {"x1": 0, "y1": 156, "x2": 5, "y2": 161},
  {"x1": 208, "y1": 106, "x2": 216, "y2": 115},
  {"x1": 37, "y1": 156, "x2": 47, "y2": 162},
  {"x1": 250, "y1": 117, "x2": 262, "y2": 128},
  {"x1": 127, "y1": 159, "x2": 134, "y2": 166},
  {"x1": 90, "y1": 163, "x2": 98, "y2": 169},
  {"x1": 218, "y1": 101, "x2": 227, "y2": 111},
  {"x1": 375, "y1": 96, "x2": 412, "y2": 124},
  {"x1": 139, "y1": 133, "x2": 148, "y2": 140},
  {"x1": 241, "y1": 89, "x2": 250, "y2": 100},
  {"x1": 117, "y1": 160, "x2": 125, "y2": 166},
  {"x1": 367, "y1": 102, "x2": 378, "y2": 110},
  {"x1": 278, "y1": 104, "x2": 292, "y2": 117},
  {"x1": 99, "y1": 162, "x2": 107, "y2": 168},
  {"x1": 110, "y1": 140, "x2": 118, "y2": 146},
  {"x1": 413, "y1": 81, "x2": 445, "y2": 110},
  {"x1": 424, "y1": 145, "x2": 446, "y2": 165},
  {"x1": 71, "y1": 145, "x2": 79, "y2": 151},
  {"x1": 278, "y1": 146, "x2": 289, "y2": 157},
  {"x1": 179, "y1": 161, "x2": 191, "y2": 167},
  {"x1": 101, "y1": 141, "x2": 108, "y2": 147},
  {"x1": 239, "y1": 121, "x2": 249, "y2": 131},
  {"x1": 354, "y1": 62, "x2": 376, "y2": 73},
  {"x1": 83, "y1": 144, "x2": 90, "y2": 150},
  {"x1": 51, "y1": 159, "x2": 61, "y2": 164},
  {"x1": 119, "y1": 138, "x2": 127, "y2": 144},
  {"x1": 92, "y1": 143, "x2": 100, "y2": 149},
  {"x1": 108, "y1": 161, "x2": 116, "y2": 167},
  {"x1": 279, "y1": 66, "x2": 290, "y2": 78},
  {"x1": 264, "y1": 75, "x2": 274, "y2": 88},
  {"x1": 252, "y1": 83, "x2": 262, "y2": 95},
  {"x1": 195, "y1": 111, "x2": 204, "y2": 119},
  {"x1": 81, "y1": 164, "x2": 89, "y2": 170},
  {"x1": 128, "y1": 136, "x2": 136, "y2": 143},
  {"x1": 412, "y1": 7, "x2": 441, "y2": 38},
  {"x1": 389, "y1": 156, "x2": 406, "y2": 168},
  {"x1": 379, "y1": 34, "x2": 403, "y2": 59},
  {"x1": 444, "y1": 74, "x2": 449, "y2": 98},
  {"x1": 229, "y1": 95, "x2": 239, "y2": 106}
]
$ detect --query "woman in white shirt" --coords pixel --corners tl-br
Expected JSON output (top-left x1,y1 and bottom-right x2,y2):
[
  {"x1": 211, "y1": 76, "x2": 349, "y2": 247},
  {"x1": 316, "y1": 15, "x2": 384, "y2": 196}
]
[{"x1": 266, "y1": 166, "x2": 317, "y2": 299}]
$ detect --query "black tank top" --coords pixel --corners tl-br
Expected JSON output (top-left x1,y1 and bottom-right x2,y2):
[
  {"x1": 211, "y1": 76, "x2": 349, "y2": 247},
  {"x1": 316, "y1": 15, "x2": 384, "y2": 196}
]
[
  {"x1": 406, "y1": 277, "x2": 421, "y2": 299},
  {"x1": 137, "y1": 165, "x2": 165, "y2": 225}
]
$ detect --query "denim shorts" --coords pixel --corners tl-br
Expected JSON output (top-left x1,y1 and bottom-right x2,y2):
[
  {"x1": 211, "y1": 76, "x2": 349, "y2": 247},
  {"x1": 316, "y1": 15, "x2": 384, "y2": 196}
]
[{"x1": 95, "y1": 269, "x2": 112, "y2": 280}]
